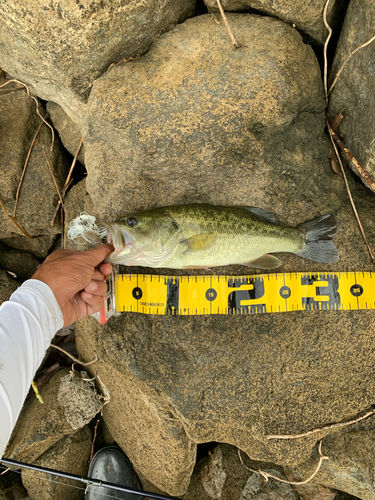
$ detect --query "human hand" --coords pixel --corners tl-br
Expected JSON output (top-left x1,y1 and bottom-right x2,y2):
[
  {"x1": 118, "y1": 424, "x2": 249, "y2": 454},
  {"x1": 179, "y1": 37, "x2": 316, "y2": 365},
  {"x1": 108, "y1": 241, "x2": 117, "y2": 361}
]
[{"x1": 31, "y1": 244, "x2": 114, "y2": 327}]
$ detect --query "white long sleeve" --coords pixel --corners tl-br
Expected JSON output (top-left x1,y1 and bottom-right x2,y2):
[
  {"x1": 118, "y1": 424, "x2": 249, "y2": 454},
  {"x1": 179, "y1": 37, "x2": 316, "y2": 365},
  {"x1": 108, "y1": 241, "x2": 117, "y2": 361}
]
[{"x1": 0, "y1": 279, "x2": 63, "y2": 457}]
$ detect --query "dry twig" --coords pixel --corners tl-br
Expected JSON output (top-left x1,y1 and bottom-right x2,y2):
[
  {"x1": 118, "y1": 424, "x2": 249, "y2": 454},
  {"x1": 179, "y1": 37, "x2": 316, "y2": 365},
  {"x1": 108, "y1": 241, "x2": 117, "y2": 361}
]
[
  {"x1": 51, "y1": 179, "x2": 73, "y2": 226},
  {"x1": 322, "y1": 0, "x2": 333, "y2": 106},
  {"x1": 42, "y1": 146, "x2": 65, "y2": 210},
  {"x1": 50, "y1": 344, "x2": 98, "y2": 366},
  {"x1": 89, "y1": 419, "x2": 100, "y2": 463},
  {"x1": 0, "y1": 79, "x2": 54, "y2": 150},
  {"x1": 13, "y1": 118, "x2": 45, "y2": 218},
  {"x1": 63, "y1": 138, "x2": 83, "y2": 191},
  {"x1": 238, "y1": 440, "x2": 328, "y2": 486},
  {"x1": 216, "y1": 0, "x2": 241, "y2": 49},
  {"x1": 267, "y1": 405, "x2": 375, "y2": 440},
  {"x1": 56, "y1": 137, "x2": 83, "y2": 212},
  {"x1": 322, "y1": 4, "x2": 375, "y2": 264},
  {"x1": 0, "y1": 194, "x2": 33, "y2": 238},
  {"x1": 329, "y1": 33, "x2": 375, "y2": 95},
  {"x1": 326, "y1": 120, "x2": 375, "y2": 263},
  {"x1": 328, "y1": 124, "x2": 375, "y2": 193}
]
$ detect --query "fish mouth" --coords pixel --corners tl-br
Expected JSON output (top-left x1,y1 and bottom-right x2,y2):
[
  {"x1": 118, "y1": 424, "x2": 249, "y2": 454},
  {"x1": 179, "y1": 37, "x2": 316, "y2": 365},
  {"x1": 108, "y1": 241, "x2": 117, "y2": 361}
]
[{"x1": 104, "y1": 223, "x2": 134, "y2": 264}]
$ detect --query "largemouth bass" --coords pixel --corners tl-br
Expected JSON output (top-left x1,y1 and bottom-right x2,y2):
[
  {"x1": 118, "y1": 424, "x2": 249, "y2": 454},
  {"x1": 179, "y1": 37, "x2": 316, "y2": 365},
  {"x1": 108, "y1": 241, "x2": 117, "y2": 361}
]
[{"x1": 105, "y1": 204, "x2": 339, "y2": 269}]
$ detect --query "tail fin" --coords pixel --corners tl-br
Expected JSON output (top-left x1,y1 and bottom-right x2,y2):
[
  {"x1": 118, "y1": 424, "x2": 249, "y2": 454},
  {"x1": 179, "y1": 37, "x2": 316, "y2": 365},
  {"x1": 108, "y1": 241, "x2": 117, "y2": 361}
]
[{"x1": 295, "y1": 214, "x2": 339, "y2": 263}]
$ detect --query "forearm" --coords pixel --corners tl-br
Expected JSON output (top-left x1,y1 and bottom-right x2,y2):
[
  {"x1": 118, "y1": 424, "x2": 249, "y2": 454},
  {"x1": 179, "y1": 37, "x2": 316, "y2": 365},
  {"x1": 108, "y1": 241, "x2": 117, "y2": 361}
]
[{"x1": 0, "y1": 280, "x2": 63, "y2": 456}]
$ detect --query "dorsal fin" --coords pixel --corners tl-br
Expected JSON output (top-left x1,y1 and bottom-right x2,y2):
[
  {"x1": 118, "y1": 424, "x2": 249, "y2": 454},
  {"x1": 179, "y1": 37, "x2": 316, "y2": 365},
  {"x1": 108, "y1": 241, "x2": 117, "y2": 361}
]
[{"x1": 236, "y1": 206, "x2": 276, "y2": 224}]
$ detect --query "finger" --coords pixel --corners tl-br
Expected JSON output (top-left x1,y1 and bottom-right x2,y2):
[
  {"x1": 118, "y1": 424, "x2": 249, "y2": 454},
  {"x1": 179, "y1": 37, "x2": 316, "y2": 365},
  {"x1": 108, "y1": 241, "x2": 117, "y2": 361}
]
[
  {"x1": 82, "y1": 244, "x2": 114, "y2": 268},
  {"x1": 81, "y1": 291, "x2": 104, "y2": 313},
  {"x1": 98, "y1": 262, "x2": 112, "y2": 276},
  {"x1": 92, "y1": 269, "x2": 106, "y2": 281},
  {"x1": 84, "y1": 279, "x2": 107, "y2": 296}
]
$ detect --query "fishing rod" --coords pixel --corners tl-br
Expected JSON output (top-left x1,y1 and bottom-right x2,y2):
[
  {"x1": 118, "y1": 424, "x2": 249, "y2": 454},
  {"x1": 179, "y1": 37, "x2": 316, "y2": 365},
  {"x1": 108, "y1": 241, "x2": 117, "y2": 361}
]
[{"x1": 0, "y1": 458, "x2": 180, "y2": 500}]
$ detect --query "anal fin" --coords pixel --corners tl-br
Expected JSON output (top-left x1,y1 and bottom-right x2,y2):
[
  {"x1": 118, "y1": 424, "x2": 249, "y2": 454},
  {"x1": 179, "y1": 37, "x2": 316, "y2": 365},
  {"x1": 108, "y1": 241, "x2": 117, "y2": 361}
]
[{"x1": 242, "y1": 254, "x2": 282, "y2": 269}]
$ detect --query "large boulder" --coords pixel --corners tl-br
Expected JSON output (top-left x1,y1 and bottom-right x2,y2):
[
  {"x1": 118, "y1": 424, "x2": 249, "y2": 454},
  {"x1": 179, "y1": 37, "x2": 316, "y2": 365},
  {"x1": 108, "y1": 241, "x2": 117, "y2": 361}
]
[
  {"x1": 76, "y1": 181, "x2": 375, "y2": 498},
  {"x1": 0, "y1": 75, "x2": 69, "y2": 247},
  {"x1": 328, "y1": 0, "x2": 375, "y2": 192},
  {"x1": 0, "y1": 0, "x2": 196, "y2": 125},
  {"x1": 83, "y1": 13, "x2": 346, "y2": 222},
  {"x1": 203, "y1": 0, "x2": 349, "y2": 45},
  {"x1": 46, "y1": 102, "x2": 85, "y2": 165},
  {"x1": 4, "y1": 368, "x2": 103, "y2": 464},
  {"x1": 21, "y1": 426, "x2": 92, "y2": 500}
]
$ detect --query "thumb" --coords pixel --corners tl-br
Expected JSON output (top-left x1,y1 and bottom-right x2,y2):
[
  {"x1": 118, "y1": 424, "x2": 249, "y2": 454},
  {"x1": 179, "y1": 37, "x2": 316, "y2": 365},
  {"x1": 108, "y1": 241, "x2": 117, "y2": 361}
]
[{"x1": 82, "y1": 244, "x2": 114, "y2": 267}]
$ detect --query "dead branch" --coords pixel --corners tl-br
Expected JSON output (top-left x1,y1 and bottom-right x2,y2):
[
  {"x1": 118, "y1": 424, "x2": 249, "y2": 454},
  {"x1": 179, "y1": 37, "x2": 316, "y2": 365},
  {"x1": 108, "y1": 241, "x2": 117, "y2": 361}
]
[
  {"x1": 50, "y1": 344, "x2": 98, "y2": 366},
  {"x1": 216, "y1": 0, "x2": 241, "y2": 49},
  {"x1": 0, "y1": 194, "x2": 33, "y2": 238},
  {"x1": 322, "y1": 0, "x2": 332, "y2": 106},
  {"x1": 238, "y1": 440, "x2": 328, "y2": 485},
  {"x1": 0, "y1": 79, "x2": 54, "y2": 150},
  {"x1": 89, "y1": 419, "x2": 100, "y2": 463},
  {"x1": 325, "y1": 120, "x2": 375, "y2": 263},
  {"x1": 13, "y1": 118, "x2": 45, "y2": 218},
  {"x1": 51, "y1": 179, "x2": 73, "y2": 226},
  {"x1": 42, "y1": 146, "x2": 65, "y2": 210},
  {"x1": 329, "y1": 33, "x2": 375, "y2": 95},
  {"x1": 328, "y1": 124, "x2": 375, "y2": 193},
  {"x1": 322, "y1": 2, "x2": 375, "y2": 265}
]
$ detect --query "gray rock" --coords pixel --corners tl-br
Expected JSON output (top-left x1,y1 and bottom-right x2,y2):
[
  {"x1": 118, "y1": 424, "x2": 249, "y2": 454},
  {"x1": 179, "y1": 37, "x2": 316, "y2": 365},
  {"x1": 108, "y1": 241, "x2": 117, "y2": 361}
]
[
  {"x1": 57, "y1": 370, "x2": 105, "y2": 429},
  {"x1": 83, "y1": 13, "x2": 346, "y2": 223},
  {"x1": 0, "y1": 75, "x2": 69, "y2": 241},
  {"x1": 21, "y1": 426, "x2": 92, "y2": 500},
  {"x1": 0, "y1": 0, "x2": 196, "y2": 125},
  {"x1": 294, "y1": 417, "x2": 375, "y2": 500},
  {"x1": 0, "y1": 243, "x2": 40, "y2": 282},
  {"x1": 182, "y1": 444, "x2": 295, "y2": 500},
  {"x1": 0, "y1": 233, "x2": 59, "y2": 260},
  {"x1": 203, "y1": 0, "x2": 349, "y2": 45},
  {"x1": 74, "y1": 338, "x2": 196, "y2": 496},
  {"x1": 75, "y1": 182, "x2": 375, "y2": 496},
  {"x1": 4, "y1": 368, "x2": 93, "y2": 464},
  {"x1": 46, "y1": 102, "x2": 85, "y2": 165},
  {"x1": 328, "y1": 0, "x2": 375, "y2": 192},
  {"x1": 0, "y1": 269, "x2": 19, "y2": 305}
]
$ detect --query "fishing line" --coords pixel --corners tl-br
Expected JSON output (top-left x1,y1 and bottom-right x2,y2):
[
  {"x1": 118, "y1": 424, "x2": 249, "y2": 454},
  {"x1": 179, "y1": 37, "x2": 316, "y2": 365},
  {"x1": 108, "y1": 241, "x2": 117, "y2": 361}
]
[
  {"x1": 0, "y1": 464, "x2": 136, "y2": 500},
  {"x1": 0, "y1": 464, "x2": 140, "y2": 500},
  {"x1": 0, "y1": 459, "x2": 179, "y2": 500}
]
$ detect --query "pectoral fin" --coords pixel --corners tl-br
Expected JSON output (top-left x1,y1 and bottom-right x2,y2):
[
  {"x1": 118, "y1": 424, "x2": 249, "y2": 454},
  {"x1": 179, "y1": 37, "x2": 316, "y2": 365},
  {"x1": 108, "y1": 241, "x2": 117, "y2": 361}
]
[
  {"x1": 180, "y1": 233, "x2": 216, "y2": 254},
  {"x1": 243, "y1": 254, "x2": 282, "y2": 269}
]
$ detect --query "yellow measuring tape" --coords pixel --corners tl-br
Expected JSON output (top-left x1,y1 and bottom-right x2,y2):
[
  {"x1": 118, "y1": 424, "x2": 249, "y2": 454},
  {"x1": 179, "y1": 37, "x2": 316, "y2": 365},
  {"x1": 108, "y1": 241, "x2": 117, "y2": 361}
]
[{"x1": 108, "y1": 271, "x2": 375, "y2": 317}]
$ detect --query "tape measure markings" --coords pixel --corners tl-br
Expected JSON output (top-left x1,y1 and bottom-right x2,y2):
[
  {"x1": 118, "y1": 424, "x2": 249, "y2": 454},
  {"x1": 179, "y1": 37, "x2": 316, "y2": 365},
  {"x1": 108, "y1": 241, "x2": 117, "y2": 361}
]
[{"x1": 112, "y1": 272, "x2": 375, "y2": 317}]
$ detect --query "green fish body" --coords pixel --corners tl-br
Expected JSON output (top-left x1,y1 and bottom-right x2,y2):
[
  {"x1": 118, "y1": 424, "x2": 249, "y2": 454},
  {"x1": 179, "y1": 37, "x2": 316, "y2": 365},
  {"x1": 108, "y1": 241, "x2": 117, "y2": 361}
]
[{"x1": 105, "y1": 204, "x2": 338, "y2": 269}]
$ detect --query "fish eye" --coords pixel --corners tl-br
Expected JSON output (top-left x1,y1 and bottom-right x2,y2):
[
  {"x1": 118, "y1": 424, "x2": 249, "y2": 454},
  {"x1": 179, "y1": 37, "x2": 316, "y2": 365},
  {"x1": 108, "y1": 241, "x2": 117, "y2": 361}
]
[{"x1": 126, "y1": 216, "x2": 138, "y2": 227}]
